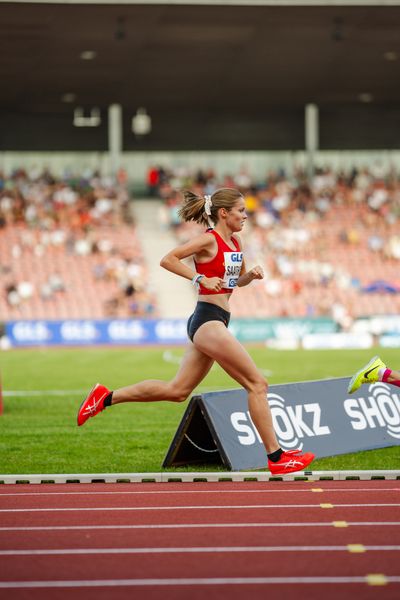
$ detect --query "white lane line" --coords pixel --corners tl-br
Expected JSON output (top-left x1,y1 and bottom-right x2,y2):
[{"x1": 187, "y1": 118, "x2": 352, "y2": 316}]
[
  {"x1": 1, "y1": 545, "x2": 400, "y2": 556},
  {"x1": 1, "y1": 521, "x2": 399, "y2": 532},
  {"x1": 1, "y1": 503, "x2": 400, "y2": 513},
  {"x1": 0, "y1": 576, "x2": 400, "y2": 588},
  {"x1": 1, "y1": 487, "x2": 399, "y2": 497}
]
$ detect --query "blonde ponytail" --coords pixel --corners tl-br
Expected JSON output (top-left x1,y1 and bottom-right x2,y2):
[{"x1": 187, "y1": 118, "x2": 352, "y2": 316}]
[{"x1": 178, "y1": 188, "x2": 243, "y2": 227}]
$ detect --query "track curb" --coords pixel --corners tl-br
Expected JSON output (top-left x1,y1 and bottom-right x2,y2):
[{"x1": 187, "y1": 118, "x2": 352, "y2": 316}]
[{"x1": 1, "y1": 470, "x2": 399, "y2": 484}]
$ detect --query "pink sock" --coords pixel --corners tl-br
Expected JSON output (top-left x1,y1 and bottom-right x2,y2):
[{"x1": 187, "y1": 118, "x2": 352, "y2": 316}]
[
  {"x1": 382, "y1": 369, "x2": 392, "y2": 382},
  {"x1": 382, "y1": 369, "x2": 400, "y2": 388}
]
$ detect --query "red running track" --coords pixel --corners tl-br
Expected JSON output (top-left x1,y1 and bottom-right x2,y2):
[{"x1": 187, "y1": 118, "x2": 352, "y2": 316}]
[{"x1": 0, "y1": 479, "x2": 399, "y2": 600}]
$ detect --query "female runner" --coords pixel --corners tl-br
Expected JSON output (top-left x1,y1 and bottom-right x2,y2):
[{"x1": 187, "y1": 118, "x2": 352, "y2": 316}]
[{"x1": 77, "y1": 187, "x2": 315, "y2": 474}]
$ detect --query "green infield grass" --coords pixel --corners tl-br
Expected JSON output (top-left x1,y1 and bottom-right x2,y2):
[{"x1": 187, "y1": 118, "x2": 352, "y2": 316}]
[{"x1": 0, "y1": 346, "x2": 399, "y2": 474}]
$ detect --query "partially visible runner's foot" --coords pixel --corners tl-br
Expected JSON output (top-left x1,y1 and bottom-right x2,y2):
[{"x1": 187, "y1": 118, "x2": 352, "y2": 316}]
[
  {"x1": 268, "y1": 449, "x2": 315, "y2": 475},
  {"x1": 77, "y1": 383, "x2": 110, "y2": 426},
  {"x1": 347, "y1": 355, "x2": 386, "y2": 394}
]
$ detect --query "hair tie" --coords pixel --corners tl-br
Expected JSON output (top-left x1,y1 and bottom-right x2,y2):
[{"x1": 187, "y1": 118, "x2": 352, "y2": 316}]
[{"x1": 204, "y1": 195, "x2": 213, "y2": 216}]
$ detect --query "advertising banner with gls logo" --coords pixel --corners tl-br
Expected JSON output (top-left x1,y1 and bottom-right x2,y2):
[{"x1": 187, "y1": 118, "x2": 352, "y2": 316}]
[{"x1": 163, "y1": 377, "x2": 400, "y2": 470}]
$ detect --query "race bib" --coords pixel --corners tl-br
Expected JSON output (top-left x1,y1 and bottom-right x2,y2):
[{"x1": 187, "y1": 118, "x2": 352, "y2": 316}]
[{"x1": 223, "y1": 251, "x2": 243, "y2": 289}]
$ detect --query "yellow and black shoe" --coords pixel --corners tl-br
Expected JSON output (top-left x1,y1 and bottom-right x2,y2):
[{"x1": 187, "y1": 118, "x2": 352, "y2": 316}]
[{"x1": 347, "y1": 356, "x2": 386, "y2": 394}]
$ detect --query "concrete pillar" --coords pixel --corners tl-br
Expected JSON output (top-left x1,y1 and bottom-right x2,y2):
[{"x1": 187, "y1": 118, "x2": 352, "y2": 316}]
[
  {"x1": 305, "y1": 103, "x2": 319, "y2": 181},
  {"x1": 108, "y1": 104, "x2": 123, "y2": 175}
]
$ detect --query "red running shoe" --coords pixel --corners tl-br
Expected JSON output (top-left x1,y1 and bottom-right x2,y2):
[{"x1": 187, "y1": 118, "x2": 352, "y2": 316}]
[
  {"x1": 77, "y1": 383, "x2": 110, "y2": 426},
  {"x1": 268, "y1": 449, "x2": 315, "y2": 475}
]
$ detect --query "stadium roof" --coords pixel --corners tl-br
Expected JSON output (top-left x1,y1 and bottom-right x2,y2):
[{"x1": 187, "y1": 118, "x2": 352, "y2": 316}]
[
  {"x1": 1, "y1": 1, "x2": 400, "y2": 151},
  {"x1": 1, "y1": 0, "x2": 400, "y2": 115}
]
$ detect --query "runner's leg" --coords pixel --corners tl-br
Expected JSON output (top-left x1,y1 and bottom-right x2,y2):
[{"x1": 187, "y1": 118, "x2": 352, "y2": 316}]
[
  {"x1": 111, "y1": 342, "x2": 214, "y2": 404},
  {"x1": 193, "y1": 321, "x2": 280, "y2": 454}
]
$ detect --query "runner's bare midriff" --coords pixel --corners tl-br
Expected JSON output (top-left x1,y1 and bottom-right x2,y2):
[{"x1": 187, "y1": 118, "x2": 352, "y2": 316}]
[{"x1": 198, "y1": 293, "x2": 231, "y2": 312}]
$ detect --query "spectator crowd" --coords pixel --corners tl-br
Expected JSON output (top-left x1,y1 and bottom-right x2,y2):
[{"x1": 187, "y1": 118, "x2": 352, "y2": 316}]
[
  {"x1": 1, "y1": 161, "x2": 400, "y2": 326},
  {"x1": 151, "y1": 162, "x2": 400, "y2": 326},
  {"x1": 0, "y1": 167, "x2": 157, "y2": 320}
]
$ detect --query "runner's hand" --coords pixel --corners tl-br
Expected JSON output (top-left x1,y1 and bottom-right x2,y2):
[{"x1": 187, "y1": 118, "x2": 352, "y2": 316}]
[
  {"x1": 201, "y1": 276, "x2": 224, "y2": 291},
  {"x1": 249, "y1": 266, "x2": 264, "y2": 280}
]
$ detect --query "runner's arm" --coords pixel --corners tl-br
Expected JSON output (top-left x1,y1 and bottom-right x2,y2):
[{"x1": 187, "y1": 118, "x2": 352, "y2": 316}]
[
  {"x1": 233, "y1": 235, "x2": 264, "y2": 287},
  {"x1": 160, "y1": 234, "x2": 223, "y2": 291}
]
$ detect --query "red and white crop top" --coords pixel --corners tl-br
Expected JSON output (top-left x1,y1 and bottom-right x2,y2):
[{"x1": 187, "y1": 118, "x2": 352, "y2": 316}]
[{"x1": 194, "y1": 229, "x2": 244, "y2": 295}]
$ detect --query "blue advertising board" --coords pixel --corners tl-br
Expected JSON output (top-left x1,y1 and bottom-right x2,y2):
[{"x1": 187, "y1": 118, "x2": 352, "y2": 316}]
[
  {"x1": 5, "y1": 319, "x2": 188, "y2": 346},
  {"x1": 4, "y1": 317, "x2": 337, "y2": 347}
]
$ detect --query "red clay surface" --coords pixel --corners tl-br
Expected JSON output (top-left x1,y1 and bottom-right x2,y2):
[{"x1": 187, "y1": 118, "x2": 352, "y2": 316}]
[{"x1": 0, "y1": 479, "x2": 399, "y2": 599}]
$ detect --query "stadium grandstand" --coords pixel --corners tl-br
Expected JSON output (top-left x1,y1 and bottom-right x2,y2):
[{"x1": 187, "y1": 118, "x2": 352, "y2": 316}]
[
  {"x1": 1, "y1": 0, "x2": 400, "y2": 346},
  {"x1": 157, "y1": 164, "x2": 400, "y2": 324},
  {"x1": 0, "y1": 168, "x2": 158, "y2": 321},
  {"x1": 2, "y1": 162, "x2": 399, "y2": 328}
]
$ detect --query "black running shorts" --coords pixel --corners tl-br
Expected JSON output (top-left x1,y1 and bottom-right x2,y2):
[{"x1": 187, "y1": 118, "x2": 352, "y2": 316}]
[{"x1": 187, "y1": 301, "x2": 231, "y2": 342}]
